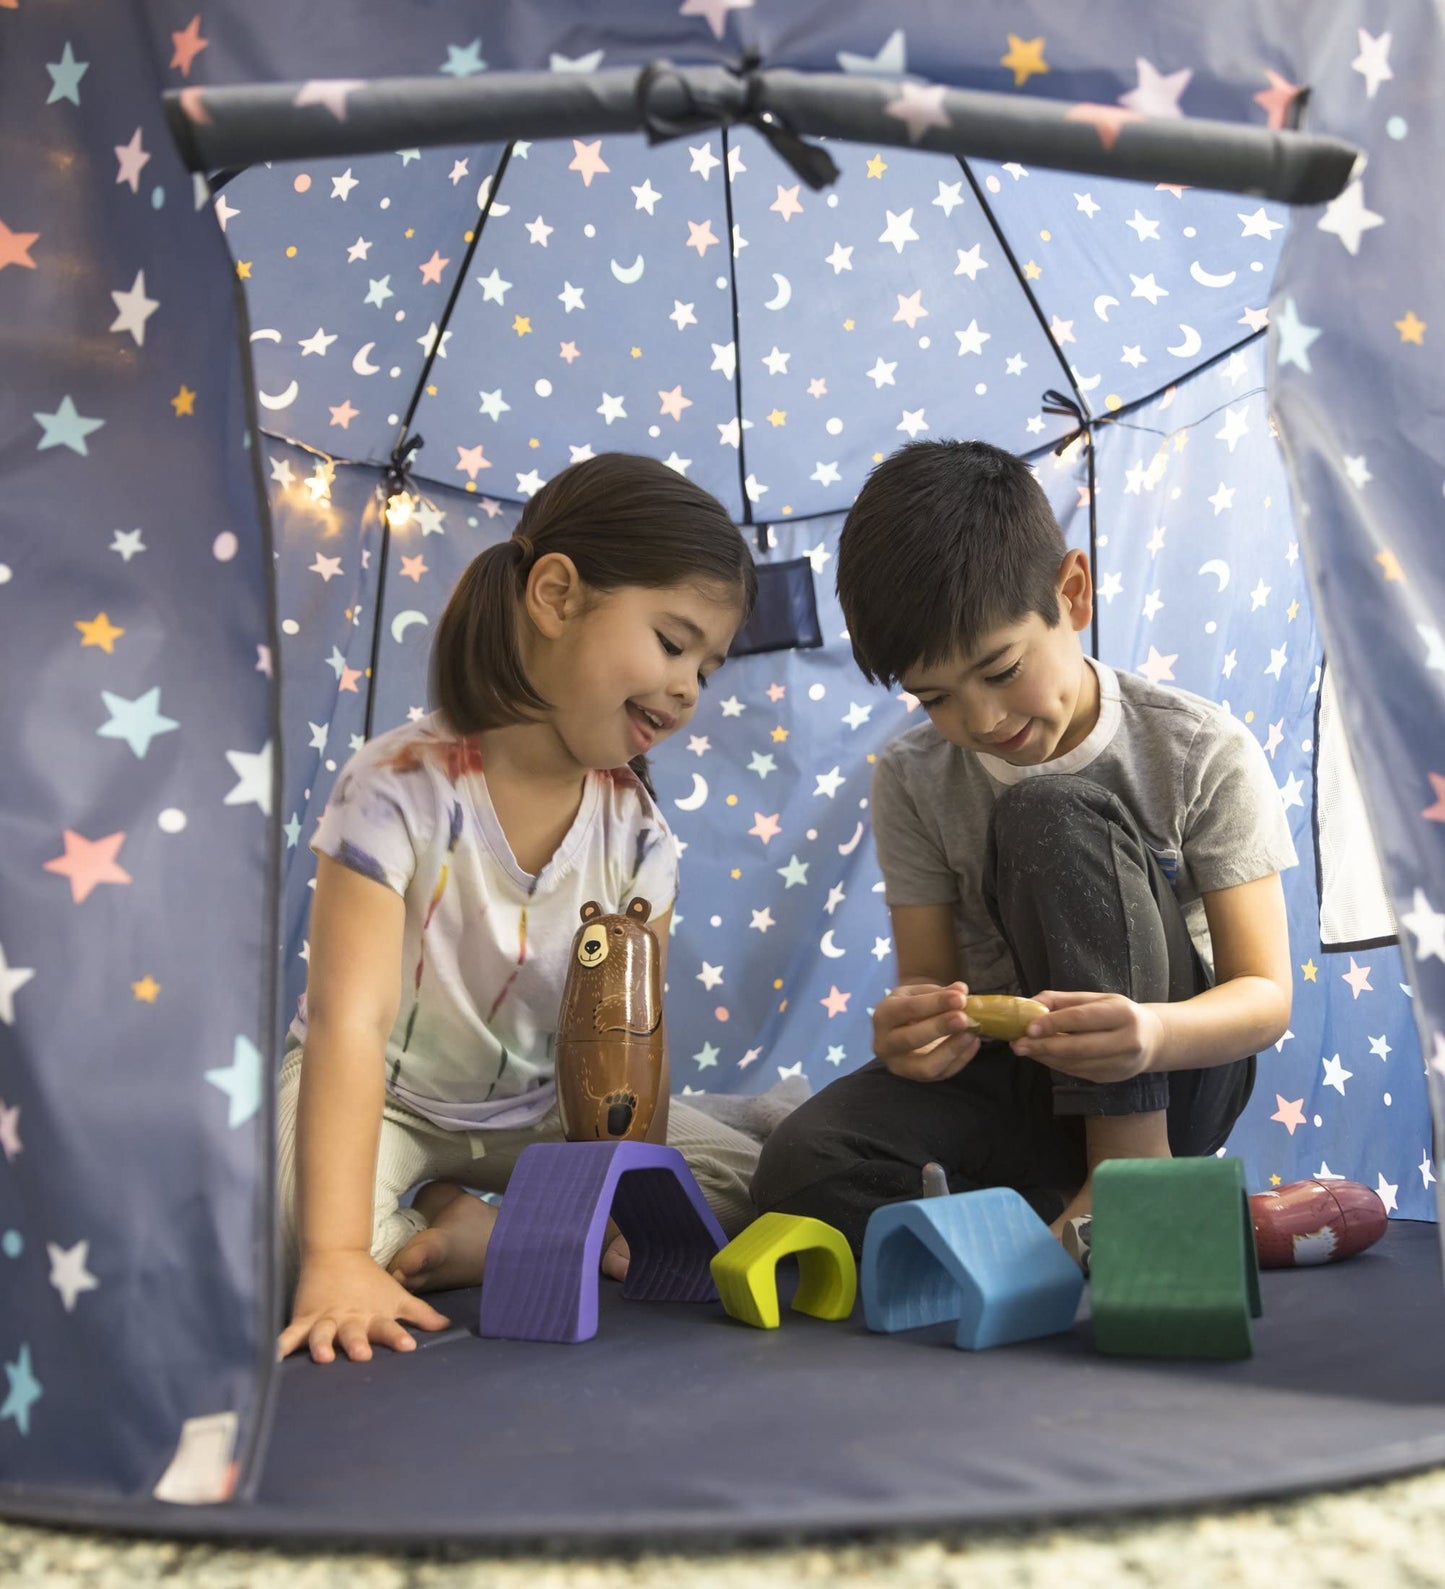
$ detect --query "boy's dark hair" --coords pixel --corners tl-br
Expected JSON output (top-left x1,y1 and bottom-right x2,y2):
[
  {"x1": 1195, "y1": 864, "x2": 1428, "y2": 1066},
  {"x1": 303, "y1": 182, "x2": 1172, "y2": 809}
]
[
  {"x1": 835, "y1": 440, "x2": 1068, "y2": 687},
  {"x1": 431, "y1": 452, "x2": 757, "y2": 742}
]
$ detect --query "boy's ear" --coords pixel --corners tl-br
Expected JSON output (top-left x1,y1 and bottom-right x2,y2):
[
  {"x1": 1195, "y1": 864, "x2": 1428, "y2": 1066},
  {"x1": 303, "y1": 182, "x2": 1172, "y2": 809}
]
[{"x1": 1058, "y1": 548, "x2": 1093, "y2": 634}]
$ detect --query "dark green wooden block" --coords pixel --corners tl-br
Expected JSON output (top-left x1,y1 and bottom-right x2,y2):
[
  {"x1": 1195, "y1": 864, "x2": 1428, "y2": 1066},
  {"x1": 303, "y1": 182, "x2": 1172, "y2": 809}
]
[{"x1": 1090, "y1": 1157, "x2": 1262, "y2": 1360}]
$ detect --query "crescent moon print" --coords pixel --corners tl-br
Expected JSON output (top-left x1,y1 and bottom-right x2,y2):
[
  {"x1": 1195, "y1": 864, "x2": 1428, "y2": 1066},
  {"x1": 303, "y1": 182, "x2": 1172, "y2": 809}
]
[
  {"x1": 765, "y1": 273, "x2": 793, "y2": 310},
  {"x1": 673, "y1": 774, "x2": 708, "y2": 811}
]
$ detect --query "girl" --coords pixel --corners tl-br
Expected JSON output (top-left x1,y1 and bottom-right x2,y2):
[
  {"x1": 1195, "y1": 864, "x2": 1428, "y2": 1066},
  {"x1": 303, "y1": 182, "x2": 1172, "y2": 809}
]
[{"x1": 277, "y1": 453, "x2": 759, "y2": 1364}]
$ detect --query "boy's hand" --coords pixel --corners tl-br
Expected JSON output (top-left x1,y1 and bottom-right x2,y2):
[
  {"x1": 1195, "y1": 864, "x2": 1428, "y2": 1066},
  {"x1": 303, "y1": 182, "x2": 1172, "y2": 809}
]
[
  {"x1": 1010, "y1": 990, "x2": 1163, "y2": 1083},
  {"x1": 874, "y1": 981, "x2": 981, "y2": 1082},
  {"x1": 279, "y1": 1250, "x2": 450, "y2": 1364}
]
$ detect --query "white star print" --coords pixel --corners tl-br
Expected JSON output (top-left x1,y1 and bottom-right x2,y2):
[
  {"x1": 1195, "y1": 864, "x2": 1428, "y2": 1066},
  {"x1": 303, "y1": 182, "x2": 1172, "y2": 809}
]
[
  {"x1": 1317, "y1": 182, "x2": 1384, "y2": 256},
  {"x1": 878, "y1": 208, "x2": 920, "y2": 252},
  {"x1": 1351, "y1": 28, "x2": 1394, "y2": 98},
  {"x1": 1215, "y1": 407, "x2": 1250, "y2": 452},
  {"x1": 1130, "y1": 273, "x2": 1169, "y2": 305},
  {"x1": 475, "y1": 267, "x2": 511, "y2": 303},
  {"x1": 1238, "y1": 207, "x2": 1284, "y2": 241},
  {"x1": 223, "y1": 743, "x2": 273, "y2": 816},
  {"x1": 0, "y1": 943, "x2": 35, "y2": 1026},
  {"x1": 953, "y1": 244, "x2": 987, "y2": 280},
  {"x1": 1124, "y1": 209, "x2": 1161, "y2": 241},
  {"x1": 825, "y1": 242, "x2": 854, "y2": 274},
  {"x1": 1321, "y1": 1053, "x2": 1353, "y2": 1095},
  {"x1": 813, "y1": 767, "x2": 845, "y2": 798},
  {"x1": 47, "y1": 1240, "x2": 99, "y2": 1312},
  {"x1": 933, "y1": 180, "x2": 965, "y2": 216},
  {"x1": 1401, "y1": 890, "x2": 1445, "y2": 962}
]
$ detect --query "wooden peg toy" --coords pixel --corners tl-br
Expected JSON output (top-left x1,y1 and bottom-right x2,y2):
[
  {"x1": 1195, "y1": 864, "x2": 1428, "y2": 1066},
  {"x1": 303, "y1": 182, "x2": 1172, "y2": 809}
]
[{"x1": 555, "y1": 897, "x2": 665, "y2": 1143}]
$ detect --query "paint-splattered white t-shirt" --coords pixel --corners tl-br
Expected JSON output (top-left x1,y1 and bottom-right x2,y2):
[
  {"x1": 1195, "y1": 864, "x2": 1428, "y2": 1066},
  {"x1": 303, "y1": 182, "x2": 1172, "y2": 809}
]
[{"x1": 288, "y1": 714, "x2": 678, "y2": 1130}]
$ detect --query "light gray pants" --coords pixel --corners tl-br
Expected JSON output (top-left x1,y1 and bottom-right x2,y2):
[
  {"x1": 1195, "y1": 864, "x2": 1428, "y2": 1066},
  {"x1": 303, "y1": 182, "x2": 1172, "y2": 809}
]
[{"x1": 276, "y1": 1045, "x2": 761, "y2": 1285}]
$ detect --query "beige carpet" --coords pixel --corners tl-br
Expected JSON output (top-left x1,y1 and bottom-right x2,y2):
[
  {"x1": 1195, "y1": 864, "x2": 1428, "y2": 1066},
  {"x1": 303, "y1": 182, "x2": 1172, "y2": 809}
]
[{"x1": 5, "y1": 1465, "x2": 1445, "y2": 1587}]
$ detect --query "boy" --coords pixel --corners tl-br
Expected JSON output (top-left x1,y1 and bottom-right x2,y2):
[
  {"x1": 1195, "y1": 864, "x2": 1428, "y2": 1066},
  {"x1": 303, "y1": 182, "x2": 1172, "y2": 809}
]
[{"x1": 751, "y1": 440, "x2": 1296, "y2": 1254}]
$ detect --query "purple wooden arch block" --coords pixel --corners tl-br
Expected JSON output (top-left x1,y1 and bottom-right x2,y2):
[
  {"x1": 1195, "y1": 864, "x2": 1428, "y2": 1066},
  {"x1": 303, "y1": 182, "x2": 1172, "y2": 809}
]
[{"x1": 477, "y1": 1141, "x2": 727, "y2": 1343}]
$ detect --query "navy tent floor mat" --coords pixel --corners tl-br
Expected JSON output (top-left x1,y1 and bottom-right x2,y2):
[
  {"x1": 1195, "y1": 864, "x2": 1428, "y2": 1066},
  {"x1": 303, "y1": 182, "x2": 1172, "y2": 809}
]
[{"x1": 7, "y1": 1221, "x2": 1445, "y2": 1549}]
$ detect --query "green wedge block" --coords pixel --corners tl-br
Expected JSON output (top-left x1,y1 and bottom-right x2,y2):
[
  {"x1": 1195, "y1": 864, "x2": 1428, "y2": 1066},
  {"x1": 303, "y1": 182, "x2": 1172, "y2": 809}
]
[{"x1": 1090, "y1": 1157, "x2": 1262, "y2": 1360}]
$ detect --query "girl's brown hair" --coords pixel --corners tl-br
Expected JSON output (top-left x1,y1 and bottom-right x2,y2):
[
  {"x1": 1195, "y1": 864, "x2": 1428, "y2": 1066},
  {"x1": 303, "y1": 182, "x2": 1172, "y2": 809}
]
[{"x1": 430, "y1": 452, "x2": 756, "y2": 740}]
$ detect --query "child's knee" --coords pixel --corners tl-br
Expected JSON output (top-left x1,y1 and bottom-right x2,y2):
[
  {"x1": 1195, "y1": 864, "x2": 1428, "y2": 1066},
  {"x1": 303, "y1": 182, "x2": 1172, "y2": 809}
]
[
  {"x1": 990, "y1": 774, "x2": 1112, "y2": 864},
  {"x1": 685, "y1": 1149, "x2": 757, "y2": 1238},
  {"x1": 750, "y1": 1100, "x2": 845, "y2": 1216}
]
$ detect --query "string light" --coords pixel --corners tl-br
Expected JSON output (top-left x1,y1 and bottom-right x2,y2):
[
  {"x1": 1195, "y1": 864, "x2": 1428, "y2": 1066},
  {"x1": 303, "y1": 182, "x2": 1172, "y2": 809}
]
[
  {"x1": 380, "y1": 431, "x2": 424, "y2": 533},
  {"x1": 383, "y1": 488, "x2": 414, "y2": 529}
]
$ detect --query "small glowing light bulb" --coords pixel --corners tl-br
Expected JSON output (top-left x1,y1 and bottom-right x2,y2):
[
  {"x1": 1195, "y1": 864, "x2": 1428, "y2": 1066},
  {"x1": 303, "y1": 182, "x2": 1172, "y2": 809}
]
[{"x1": 384, "y1": 489, "x2": 414, "y2": 529}]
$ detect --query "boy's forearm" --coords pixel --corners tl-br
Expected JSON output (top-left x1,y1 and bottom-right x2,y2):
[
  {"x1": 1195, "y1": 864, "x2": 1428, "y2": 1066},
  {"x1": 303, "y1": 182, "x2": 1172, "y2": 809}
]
[
  {"x1": 1147, "y1": 975, "x2": 1291, "y2": 1073},
  {"x1": 295, "y1": 1020, "x2": 387, "y2": 1259}
]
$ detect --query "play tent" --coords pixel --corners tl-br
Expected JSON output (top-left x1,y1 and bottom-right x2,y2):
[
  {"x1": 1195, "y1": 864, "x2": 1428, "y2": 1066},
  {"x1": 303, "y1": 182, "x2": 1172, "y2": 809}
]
[{"x1": 2, "y1": 0, "x2": 1444, "y2": 1544}]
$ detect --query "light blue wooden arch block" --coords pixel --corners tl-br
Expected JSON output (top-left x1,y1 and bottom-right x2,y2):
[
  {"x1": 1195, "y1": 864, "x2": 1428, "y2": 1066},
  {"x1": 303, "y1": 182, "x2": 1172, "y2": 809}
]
[{"x1": 860, "y1": 1187, "x2": 1085, "y2": 1350}]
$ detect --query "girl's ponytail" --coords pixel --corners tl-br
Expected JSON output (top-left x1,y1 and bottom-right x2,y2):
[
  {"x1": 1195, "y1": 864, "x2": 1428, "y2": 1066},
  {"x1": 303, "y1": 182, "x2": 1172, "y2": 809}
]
[{"x1": 429, "y1": 538, "x2": 548, "y2": 735}]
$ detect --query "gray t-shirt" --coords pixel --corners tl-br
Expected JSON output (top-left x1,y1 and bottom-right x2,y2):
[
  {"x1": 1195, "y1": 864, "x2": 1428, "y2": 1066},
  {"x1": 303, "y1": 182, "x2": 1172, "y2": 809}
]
[{"x1": 870, "y1": 657, "x2": 1298, "y2": 992}]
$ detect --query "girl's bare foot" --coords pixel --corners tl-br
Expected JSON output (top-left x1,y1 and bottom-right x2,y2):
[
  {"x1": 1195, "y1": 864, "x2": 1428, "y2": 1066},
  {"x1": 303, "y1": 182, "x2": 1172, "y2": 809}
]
[
  {"x1": 601, "y1": 1228, "x2": 630, "y2": 1280},
  {"x1": 389, "y1": 1183, "x2": 498, "y2": 1292},
  {"x1": 391, "y1": 1188, "x2": 633, "y2": 1291}
]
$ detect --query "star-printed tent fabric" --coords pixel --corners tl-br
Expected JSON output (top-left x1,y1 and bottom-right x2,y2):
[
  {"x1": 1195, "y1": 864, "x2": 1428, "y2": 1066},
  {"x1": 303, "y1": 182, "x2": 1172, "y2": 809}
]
[{"x1": 2, "y1": 0, "x2": 1443, "y2": 1518}]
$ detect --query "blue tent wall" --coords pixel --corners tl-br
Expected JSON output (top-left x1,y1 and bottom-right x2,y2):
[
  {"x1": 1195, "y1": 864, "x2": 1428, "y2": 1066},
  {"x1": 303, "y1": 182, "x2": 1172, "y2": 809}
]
[
  {"x1": 2, "y1": 0, "x2": 1443, "y2": 1513},
  {"x1": 0, "y1": 0, "x2": 278, "y2": 1500}
]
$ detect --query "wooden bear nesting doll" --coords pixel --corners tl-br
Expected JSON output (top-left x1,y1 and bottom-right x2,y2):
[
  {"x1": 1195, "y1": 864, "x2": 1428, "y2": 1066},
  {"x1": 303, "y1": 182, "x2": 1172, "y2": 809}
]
[{"x1": 555, "y1": 897, "x2": 665, "y2": 1143}]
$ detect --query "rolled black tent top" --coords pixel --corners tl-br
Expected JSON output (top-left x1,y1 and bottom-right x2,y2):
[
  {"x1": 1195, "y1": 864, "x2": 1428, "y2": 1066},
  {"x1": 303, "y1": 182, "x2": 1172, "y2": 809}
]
[{"x1": 164, "y1": 65, "x2": 1360, "y2": 204}]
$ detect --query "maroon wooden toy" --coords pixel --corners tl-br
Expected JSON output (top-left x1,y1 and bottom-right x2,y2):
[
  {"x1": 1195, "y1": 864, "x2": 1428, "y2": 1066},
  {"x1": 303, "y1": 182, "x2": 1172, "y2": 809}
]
[
  {"x1": 1248, "y1": 1178, "x2": 1388, "y2": 1268},
  {"x1": 555, "y1": 898, "x2": 665, "y2": 1143}
]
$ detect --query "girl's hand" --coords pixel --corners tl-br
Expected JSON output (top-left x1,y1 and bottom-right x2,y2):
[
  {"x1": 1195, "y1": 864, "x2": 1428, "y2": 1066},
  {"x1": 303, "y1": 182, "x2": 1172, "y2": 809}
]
[
  {"x1": 279, "y1": 1250, "x2": 450, "y2": 1363},
  {"x1": 1010, "y1": 990, "x2": 1164, "y2": 1084},
  {"x1": 873, "y1": 982, "x2": 981, "y2": 1082}
]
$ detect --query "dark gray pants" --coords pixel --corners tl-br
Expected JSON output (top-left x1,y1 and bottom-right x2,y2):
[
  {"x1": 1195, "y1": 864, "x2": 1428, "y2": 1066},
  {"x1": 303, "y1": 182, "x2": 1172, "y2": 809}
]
[{"x1": 751, "y1": 776, "x2": 1256, "y2": 1252}]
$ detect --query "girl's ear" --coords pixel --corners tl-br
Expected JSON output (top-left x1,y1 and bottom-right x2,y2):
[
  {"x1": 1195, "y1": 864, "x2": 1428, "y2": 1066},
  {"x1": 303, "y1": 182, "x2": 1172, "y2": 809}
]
[{"x1": 524, "y1": 551, "x2": 584, "y2": 639}]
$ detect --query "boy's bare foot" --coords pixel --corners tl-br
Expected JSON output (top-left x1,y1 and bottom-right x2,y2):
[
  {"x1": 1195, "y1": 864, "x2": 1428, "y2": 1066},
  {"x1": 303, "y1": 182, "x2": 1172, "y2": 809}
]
[
  {"x1": 389, "y1": 1182, "x2": 498, "y2": 1293},
  {"x1": 1060, "y1": 1214, "x2": 1092, "y2": 1275}
]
